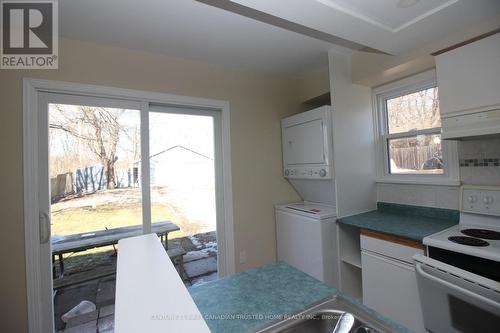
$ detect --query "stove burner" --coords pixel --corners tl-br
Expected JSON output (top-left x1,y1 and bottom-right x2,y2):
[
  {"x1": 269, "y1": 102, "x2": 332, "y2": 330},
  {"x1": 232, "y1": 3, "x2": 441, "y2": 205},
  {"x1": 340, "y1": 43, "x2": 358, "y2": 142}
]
[
  {"x1": 461, "y1": 228, "x2": 500, "y2": 240},
  {"x1": 448, "y1": 236, "x2": 489, "y2": 247}
]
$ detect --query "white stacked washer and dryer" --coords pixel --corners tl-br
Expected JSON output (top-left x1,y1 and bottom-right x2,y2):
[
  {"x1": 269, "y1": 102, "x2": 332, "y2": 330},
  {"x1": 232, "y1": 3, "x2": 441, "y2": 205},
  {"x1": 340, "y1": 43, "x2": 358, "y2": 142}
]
[{"x1": 275, "y1": 106, "x2": 340, "y2": 288}]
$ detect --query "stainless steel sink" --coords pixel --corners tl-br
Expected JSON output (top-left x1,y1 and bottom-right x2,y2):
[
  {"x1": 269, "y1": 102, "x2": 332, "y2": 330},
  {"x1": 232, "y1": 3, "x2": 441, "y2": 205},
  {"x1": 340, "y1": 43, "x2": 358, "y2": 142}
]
[{"x1": 254, "y1": 296, "x2": 400, "y2": 333}]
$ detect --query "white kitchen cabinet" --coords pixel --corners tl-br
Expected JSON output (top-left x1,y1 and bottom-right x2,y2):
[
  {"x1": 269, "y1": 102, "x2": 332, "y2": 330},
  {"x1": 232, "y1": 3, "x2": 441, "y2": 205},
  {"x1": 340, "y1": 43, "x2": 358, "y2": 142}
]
[
  {"x1": 361, "y1": 231, "x2": 426, "y2": 333},
  {"x1": 435, "y1": 32, "x2": 500, "y2": 117}
]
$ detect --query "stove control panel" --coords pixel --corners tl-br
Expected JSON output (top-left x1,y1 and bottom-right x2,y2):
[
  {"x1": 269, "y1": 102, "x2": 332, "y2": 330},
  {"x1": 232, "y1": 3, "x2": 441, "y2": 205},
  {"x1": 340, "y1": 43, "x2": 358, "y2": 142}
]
[{"x1": 462, "y1": 186, "x2": 500, "y2": 216}]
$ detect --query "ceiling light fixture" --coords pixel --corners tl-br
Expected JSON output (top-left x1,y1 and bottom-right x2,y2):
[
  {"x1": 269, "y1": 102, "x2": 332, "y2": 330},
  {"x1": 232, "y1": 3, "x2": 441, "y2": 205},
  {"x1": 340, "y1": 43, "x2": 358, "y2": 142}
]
[{"x1": 397, "y1": 0, "x2": 421, "y2": 8}]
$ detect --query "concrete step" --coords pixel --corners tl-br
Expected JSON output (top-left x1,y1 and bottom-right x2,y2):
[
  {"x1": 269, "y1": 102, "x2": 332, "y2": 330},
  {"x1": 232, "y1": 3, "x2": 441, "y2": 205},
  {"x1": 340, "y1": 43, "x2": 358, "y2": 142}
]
[{"x1": 184, "y1": 257, "x2": 217, "y2": 278}]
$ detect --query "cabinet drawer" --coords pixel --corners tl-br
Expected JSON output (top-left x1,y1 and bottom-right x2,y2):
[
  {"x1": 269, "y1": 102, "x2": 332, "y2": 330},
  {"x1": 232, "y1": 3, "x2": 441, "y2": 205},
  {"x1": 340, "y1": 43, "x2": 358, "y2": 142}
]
[{"x1": 360, "y1": 230, "x2": 423, "y2": 264}]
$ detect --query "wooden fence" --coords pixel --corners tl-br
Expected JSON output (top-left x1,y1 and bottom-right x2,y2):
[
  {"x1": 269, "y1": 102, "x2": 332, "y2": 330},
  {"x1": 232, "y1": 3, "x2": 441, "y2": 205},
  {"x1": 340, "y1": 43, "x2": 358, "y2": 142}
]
[
  {"x1": 51, "y1": 165, "x2": 138, "y2": 200},
  {"x1": 391, "y1": 146, "x2": 441, "y2": 170}
]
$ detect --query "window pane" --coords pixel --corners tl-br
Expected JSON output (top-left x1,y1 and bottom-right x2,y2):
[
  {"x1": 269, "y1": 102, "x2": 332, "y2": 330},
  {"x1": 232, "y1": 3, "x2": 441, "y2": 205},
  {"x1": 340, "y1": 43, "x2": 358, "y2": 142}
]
[
  {"x1": 149, "y1": 111, "x2": 217, "y2": 239},
  {"x1": 49, "y1": 104, "x2": 142, "y2": 278},
  {"x1": 388, "y1": 134, "x2": 443, "y2": 174},
  {"x1": 387, "y1": 87, "x2": 441, "y2": 134}
]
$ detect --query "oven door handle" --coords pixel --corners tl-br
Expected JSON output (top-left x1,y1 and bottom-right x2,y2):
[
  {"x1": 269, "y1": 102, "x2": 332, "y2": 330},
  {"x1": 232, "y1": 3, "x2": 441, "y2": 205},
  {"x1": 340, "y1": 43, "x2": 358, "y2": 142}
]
[{"x1": 415, "y1": 262, "x2": 500, "y2": 310}]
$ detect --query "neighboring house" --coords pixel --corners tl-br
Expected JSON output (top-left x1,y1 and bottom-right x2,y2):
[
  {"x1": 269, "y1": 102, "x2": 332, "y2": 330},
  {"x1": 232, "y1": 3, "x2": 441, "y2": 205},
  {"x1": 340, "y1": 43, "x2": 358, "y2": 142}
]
[{"x1": 147, "y1": 145, "x2": 215, "y2": 188}]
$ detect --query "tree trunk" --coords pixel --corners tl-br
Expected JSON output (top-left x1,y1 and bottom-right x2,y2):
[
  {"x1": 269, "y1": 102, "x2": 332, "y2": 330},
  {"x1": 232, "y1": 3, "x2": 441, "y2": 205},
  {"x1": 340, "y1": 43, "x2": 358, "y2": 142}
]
[{"x1": 103, "y1": 159, "x2": 116, "y2": 189}]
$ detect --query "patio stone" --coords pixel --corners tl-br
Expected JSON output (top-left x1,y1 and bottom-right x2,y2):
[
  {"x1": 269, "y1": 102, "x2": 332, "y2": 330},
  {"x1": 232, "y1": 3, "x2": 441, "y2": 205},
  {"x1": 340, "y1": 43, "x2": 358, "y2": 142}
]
[
  {"x1": 63, "y1": 320, "x2": 97, "y2": 333},
  {"x1": 54, "y1": 280, "x2": 99, "y2": 331},
  {"x1": 184, "y1": 257, "x2": 217, "y2": 278},
  {"x1": 97, "y1": 314, "x2": 114, "y2": 332},
  {"x1": 54, "y1": 231, "x2": 218, "y2": 332},
  {"x1": 96, "y1": 281, "x2": 115, "y2": 306},
  {"x1": 65, "y1": 310, "x2": 98, "y2": 328},
  {"x1": 183, "y1": 249, "x2": 213, "y2": 263},
  {"x1": 191, "y1": 272, "x2": 218, "y2": 286},
  {"x1": 99, "y1": 304, "x2": 115, "y2": 318}
]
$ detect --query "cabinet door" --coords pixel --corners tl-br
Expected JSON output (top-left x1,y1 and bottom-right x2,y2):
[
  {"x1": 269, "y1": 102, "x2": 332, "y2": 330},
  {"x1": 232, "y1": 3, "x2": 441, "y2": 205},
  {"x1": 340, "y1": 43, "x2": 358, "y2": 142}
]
[
  {"x1": 436, "y1": 33, "x2": 500, "y2": 116},
  {"x1": 362, "y1": 251, "x2": 425, "y2": 333}
]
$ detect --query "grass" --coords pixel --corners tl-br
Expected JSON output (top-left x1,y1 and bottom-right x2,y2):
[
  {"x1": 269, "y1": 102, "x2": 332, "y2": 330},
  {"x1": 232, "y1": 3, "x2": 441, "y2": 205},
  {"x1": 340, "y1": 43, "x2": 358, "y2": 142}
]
[
  {"x1": 50, "y1": 189, "x2": 211, "y2": 276},
  {"x1": 52, "y1": 203, "x2": 185, "y2": 239},
  {"x1": 51, "y1": 203, "x2": 183, "y2": 275}
]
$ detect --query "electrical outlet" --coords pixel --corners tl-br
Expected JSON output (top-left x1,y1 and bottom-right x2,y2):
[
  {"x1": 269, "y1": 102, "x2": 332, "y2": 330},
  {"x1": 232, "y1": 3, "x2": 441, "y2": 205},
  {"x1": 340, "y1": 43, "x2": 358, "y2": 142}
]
[{"x1": 239, "y1": 250, "x2": 247, "y2": 264}]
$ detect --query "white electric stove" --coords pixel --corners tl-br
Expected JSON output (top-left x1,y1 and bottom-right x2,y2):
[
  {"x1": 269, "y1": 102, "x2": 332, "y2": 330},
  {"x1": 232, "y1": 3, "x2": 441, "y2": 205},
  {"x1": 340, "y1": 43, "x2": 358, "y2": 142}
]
[
  {"x1": 423, "y1": 185, "x2": 500, "y2": 263},
  {"x1": 423, "y1": 216, "x2": 500, "y2": 262},
  {"x1": 414, "y1": 186, "x2": 500, "y2": 333}
]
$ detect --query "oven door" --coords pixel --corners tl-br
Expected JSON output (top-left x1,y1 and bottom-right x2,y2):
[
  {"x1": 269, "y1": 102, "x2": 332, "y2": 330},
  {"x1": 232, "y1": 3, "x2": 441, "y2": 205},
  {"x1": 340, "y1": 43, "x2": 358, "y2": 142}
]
[{"x1": 413, "y1": 254, "x2": 500, "y2": 333}]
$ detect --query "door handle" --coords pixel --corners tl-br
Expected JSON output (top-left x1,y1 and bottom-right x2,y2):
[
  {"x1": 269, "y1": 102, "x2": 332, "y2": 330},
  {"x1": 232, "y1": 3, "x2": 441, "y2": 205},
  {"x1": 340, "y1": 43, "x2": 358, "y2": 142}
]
[{"x1": 39, "y1": 211, "x2": 50, "y2": 244}]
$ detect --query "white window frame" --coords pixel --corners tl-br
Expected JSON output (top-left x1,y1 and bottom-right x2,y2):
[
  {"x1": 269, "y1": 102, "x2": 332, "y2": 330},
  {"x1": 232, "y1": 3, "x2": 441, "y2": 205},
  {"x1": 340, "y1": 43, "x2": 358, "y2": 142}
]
[{"x1": 372, "y1": 70, "x2": 459, "y2": 186}]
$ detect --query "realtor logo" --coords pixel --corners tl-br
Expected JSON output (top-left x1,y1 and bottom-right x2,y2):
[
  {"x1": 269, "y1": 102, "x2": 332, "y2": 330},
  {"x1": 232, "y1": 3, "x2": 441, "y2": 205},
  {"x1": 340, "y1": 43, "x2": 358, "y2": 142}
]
[{"x1": 1, "y1": 0, "x2": 58, "y2": 69}]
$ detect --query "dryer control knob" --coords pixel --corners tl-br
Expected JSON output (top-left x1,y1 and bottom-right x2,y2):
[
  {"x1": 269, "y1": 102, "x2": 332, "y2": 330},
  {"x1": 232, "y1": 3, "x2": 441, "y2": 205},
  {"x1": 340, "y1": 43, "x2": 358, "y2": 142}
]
[
  {"x1": 319, "y1": 169, "x2": 327, "y2": 177},
  {"x1": 468, "y1": 195, "x2": 477, "y2": 203},
  {"x1": 284, "y1": 169, "x2": 290, "y2": 176},
  {"x1": 483, "y1": 196, "x2": 493, "y2": 205}
]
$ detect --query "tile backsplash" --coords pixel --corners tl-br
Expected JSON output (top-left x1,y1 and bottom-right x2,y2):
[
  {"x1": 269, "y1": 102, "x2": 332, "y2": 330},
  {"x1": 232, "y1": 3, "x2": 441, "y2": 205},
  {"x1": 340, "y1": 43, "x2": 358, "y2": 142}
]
[
  {"x1": 459, "y1": 158, "x2": 499, "y2": 167},
  {"x1": 458, "y1": 138, "x2": 500, "y2": 186},
  {"x1": 377, "y1": 183, "x2": 460, "y2": 210},
  {"x1": 377, "y1": 138, "x2": 500, "y2": 210}
]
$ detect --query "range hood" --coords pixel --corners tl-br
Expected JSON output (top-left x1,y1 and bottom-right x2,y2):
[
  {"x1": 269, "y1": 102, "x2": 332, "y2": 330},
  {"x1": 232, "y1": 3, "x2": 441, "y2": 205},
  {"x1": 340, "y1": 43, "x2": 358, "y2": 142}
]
[
  {"x1": 435, "y1": 31, "x2": 500, "y2": 140},
  {"x1": 441, "y1": 107, "x2": 500, "y2": 140}
]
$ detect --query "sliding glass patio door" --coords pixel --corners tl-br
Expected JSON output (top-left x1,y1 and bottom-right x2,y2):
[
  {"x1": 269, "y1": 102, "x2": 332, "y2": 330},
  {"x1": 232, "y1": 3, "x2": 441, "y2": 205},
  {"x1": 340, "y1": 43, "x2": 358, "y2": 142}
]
[{"x1": 37, "y1": 92, "x2": 223, "y2": 332}]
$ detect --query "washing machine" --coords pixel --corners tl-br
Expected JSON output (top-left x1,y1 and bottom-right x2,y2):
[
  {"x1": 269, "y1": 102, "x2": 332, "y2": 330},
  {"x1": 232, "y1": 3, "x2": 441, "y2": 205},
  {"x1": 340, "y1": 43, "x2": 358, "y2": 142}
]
[{"x1": 275, "y1": 202, "x2": 339, "y2": 288}]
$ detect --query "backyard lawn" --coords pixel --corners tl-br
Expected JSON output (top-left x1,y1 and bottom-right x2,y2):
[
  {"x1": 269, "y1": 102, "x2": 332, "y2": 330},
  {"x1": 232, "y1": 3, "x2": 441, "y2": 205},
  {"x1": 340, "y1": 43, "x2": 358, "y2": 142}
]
[
  {"x1": 51, "y1": 187, "x2": 209, "y2": 237},
  {"x1": 50, "y1": 188, "x2": 212, "y2": 275},
  {"x1": 52, "y1": 202, "x2": 184, "y2": 238}
]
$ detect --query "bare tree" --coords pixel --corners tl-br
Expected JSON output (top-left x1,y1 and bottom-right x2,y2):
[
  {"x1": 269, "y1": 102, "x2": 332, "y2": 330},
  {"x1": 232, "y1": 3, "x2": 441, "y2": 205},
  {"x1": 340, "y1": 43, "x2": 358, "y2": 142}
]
[
  {"x1": 430, "y1": 87, "x2": 440, "y2": 128},
  {"x1": 50, "y1": 105, "x2": 125, "y2": 189}
]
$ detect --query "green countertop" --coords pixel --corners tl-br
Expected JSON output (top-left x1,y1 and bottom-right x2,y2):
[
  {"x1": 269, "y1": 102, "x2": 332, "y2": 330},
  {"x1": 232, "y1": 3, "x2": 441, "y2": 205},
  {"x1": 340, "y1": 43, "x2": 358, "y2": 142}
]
[
  {"x1": 337, "y1": 202, "x2": 459, "y2": 242},
  {"x1": 189, "y1": 261, "x2": 411, "y2": 333}
]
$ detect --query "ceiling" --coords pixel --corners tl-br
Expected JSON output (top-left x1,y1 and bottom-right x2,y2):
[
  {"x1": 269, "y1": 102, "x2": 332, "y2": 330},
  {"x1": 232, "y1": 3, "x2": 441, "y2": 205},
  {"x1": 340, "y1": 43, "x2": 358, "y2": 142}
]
[
  {"x1": 228, "y1": 0, "x2": 500, "y2": 54},
  {"x1": 59, "y1": 0, "x2": 500, "y2": 76},
  {"x1": 315, "y1": 0, "x2": 457, "y2": 32},
  {"x1": 59, "y1": 0, "x2": 334, "y2": 76}
]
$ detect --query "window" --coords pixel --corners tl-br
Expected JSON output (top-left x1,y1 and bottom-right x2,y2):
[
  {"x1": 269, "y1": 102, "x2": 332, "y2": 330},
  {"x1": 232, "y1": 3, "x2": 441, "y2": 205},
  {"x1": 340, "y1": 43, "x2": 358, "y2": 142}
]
[{"x1": 374, "y1": 70, "x2": 459, "y2": 184}]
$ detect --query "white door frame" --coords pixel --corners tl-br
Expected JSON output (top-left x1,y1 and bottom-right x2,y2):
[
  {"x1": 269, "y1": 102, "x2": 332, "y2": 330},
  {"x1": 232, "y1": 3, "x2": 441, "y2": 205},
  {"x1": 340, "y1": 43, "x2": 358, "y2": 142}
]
[{"x1": 23, "y1": 78, "x2": 235, "y2": 332}]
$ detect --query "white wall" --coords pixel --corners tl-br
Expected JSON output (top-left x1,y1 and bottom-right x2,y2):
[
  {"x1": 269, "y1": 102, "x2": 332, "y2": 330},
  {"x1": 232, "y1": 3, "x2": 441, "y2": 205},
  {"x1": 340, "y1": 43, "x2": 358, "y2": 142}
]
[
  {"x1": 297, "y1": 66, "x2": 330, "y2": 102},
  {"x1": 329, "y1": 50, "x2": 377, "y2": 217}
]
